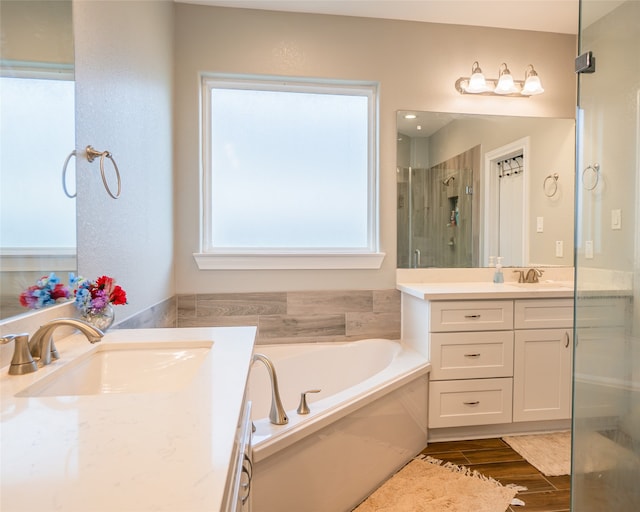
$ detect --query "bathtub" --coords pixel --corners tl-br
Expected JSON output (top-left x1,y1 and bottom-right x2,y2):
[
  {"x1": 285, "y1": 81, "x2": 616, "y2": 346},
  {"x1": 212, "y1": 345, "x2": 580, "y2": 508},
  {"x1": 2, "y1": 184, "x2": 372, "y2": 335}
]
[{"x1": 249, "y1": 339, "x2": 430, "y2": 512}]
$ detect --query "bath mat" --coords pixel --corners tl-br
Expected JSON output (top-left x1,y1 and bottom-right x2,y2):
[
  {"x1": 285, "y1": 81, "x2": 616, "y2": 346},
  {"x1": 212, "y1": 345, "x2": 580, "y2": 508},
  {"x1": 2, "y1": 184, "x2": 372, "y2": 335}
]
[
  {"x1": 352, "y1": 455, "x2": 523, "y2": 512},
  {"x1": 503, "y1": 431, "x2": 571, "y2": 476}
]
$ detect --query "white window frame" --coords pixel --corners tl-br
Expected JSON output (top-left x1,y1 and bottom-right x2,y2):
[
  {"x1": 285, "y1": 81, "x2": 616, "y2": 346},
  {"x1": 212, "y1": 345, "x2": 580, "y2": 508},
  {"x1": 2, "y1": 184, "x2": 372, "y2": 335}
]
[{"x1": 194, "y1": 74, "x2": 384, "y2": 270}]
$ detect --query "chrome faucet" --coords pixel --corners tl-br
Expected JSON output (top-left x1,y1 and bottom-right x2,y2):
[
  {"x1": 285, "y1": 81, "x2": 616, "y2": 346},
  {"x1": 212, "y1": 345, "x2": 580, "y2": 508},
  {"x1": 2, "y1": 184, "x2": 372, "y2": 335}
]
[
  {"x1": 30, "y1": 318, "x2": 104, "y2": 366},
  {"x1": 252, "y1": 353, "x2": 288, "y2": 425},
  {"x1": 525, "y1": 268, "x2": 544, "y2": 283},
  {"x1": 1, "y1": 318, "x2": 104, "y2": 375}
]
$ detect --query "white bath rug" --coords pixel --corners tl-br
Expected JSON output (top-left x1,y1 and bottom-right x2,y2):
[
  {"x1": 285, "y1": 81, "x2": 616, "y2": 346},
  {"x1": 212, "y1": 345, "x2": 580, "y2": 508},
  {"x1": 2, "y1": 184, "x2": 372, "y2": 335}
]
[{"x1": 352, "y1": 455, "x2": 524, "y2": 512}]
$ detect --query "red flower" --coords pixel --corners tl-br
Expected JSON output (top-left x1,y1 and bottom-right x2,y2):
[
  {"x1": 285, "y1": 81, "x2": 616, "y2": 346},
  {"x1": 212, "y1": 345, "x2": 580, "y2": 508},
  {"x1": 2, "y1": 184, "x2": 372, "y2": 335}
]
[{"x1": 110, "y1": 285, "x2": 127, "y2": 306}]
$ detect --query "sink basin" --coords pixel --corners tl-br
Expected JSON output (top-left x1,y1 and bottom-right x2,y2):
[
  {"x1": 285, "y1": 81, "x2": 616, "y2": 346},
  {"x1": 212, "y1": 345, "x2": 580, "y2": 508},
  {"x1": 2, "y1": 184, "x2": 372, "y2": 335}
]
[
  {"x1": 17, "y1": 341, "x2": 213, "y2": 397},
  {"x1": 508, "y1": 281, "x2": 573, "y2": 289}
]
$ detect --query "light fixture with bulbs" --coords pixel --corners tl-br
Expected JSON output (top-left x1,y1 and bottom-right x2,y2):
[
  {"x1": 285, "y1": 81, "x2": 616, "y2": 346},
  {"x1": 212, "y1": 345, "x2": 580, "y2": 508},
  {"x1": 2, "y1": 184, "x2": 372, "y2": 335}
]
[{"x1": 455, "y1": 62, "x2": 545, "y2": 97}]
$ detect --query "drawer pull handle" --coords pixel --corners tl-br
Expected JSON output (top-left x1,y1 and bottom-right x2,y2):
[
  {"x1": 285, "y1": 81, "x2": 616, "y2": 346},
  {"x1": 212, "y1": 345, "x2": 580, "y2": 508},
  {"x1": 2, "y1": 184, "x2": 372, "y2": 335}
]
[
  {"x1": 464, "y1": 314, "x2": 481, "y2": 319},
  {"x1": 565, "y1": 332, "x2": 570, "y2": 348},
  {"x1": 463, "y1": 401, "x2": 480, "y2": 406},
  {"x1": 464, "y1": 353, "x2": 481, "y2": 358}
]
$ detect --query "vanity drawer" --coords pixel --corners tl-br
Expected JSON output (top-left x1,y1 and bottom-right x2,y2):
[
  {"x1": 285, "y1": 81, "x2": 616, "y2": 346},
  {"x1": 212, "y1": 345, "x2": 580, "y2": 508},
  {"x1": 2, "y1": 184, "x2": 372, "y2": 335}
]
[
  {"x1": 428, "y1": 378, "x2": 513, "y2": 428},
  {"x1": 514, "y1": 299, "x2": 573, "y2": 329},
  {"x1": 430, "y1": 300, "x2": 513, "y2": 332},
  {"x1": 430, "y1": 331, "x2": 514, "y2": 381}
]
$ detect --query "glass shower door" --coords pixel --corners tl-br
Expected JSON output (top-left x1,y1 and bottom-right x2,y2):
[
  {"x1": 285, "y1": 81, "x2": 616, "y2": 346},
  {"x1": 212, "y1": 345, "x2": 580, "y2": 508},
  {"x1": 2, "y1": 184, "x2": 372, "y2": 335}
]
[{"x1": 572, "y1": 0, "x2": 640, "y2": 509}]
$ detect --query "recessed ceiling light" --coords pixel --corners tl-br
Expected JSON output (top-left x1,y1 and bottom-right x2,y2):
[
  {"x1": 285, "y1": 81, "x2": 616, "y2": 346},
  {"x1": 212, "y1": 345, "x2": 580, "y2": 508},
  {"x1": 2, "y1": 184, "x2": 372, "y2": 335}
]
[{"x1": 404, "y1": 114, "x2": 417, "y2": 119}]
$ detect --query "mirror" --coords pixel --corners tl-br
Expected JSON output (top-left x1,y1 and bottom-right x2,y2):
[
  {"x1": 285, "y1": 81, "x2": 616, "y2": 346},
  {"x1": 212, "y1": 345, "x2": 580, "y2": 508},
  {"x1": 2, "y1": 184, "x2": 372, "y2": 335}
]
[
  {"x1": 0, "y1": 0, "x2": 76, "y2": 320},
  {"x1": 397, "y1": 111, "x2": 575, "y2": 268}
]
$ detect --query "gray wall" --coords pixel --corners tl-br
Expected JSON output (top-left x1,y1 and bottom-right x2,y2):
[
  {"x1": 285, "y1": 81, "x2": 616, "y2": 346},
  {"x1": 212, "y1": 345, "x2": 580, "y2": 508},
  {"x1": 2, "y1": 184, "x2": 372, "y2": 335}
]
[{"x1": 174, "y1": 4, "x2": 577, "y2": 295}]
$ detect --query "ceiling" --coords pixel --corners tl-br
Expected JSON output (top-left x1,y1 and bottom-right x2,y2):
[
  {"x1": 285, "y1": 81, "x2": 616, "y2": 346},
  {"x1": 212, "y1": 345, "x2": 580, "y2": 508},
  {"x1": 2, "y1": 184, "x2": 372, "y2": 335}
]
[{"x1": 180, "y1": 0, "x2": 581, "y2": 34}]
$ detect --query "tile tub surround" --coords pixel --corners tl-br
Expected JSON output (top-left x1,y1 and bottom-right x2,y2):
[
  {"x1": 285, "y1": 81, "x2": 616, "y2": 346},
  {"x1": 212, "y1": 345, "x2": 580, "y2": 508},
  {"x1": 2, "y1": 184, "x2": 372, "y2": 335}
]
[{"x1": 177, "y1": 289, "x2": 401, "y2": 344}]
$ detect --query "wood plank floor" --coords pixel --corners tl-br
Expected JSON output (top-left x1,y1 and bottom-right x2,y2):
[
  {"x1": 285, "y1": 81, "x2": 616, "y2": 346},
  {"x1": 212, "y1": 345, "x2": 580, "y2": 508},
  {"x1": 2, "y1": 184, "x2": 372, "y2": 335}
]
[{"x1": 420, "y1": 438, "x2": 571, "y2": 512}]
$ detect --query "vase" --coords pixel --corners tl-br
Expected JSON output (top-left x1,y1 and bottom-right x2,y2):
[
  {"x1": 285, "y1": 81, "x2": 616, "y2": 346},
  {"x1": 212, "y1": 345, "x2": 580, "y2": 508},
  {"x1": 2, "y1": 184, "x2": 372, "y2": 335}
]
[{"x1": 82, "y1": 303, "x2": 115, "y2": 331}]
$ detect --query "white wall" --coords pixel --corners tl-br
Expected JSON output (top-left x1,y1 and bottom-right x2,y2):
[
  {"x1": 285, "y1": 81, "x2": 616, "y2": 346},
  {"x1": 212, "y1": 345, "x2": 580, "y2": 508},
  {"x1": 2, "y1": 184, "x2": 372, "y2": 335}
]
[
  {"x1": 73, "y1": 0, "x2": 175, "y2": 322},
  {"x1": 174, "y1": 4, "x2": 577, "y2": 293}
]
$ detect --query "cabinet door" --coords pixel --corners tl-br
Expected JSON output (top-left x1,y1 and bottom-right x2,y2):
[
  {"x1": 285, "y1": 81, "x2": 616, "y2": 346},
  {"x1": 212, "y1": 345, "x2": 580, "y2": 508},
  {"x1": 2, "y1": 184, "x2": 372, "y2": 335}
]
[{"x1": 513, "y1": 329, "x2": 573, "y2": 422}]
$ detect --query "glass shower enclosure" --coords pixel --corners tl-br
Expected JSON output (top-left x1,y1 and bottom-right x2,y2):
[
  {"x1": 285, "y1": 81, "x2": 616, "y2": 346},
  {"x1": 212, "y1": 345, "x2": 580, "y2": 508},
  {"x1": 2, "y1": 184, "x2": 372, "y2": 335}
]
[{"x1": 572, "y1": 0, "x2": 640, "y2": 509}]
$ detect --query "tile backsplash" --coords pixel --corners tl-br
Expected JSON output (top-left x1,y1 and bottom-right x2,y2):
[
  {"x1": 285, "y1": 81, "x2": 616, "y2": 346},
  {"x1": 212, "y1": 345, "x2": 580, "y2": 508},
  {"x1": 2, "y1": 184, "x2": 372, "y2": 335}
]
[{"x1": 177, "y1": 289, "x2": 401, "y2": 345}]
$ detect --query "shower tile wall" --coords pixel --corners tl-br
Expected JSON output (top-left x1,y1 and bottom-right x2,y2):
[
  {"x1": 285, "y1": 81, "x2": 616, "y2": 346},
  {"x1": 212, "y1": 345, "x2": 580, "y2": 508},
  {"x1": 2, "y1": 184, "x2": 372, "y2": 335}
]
[
  {"x1": 410, "y1": 146, "x2": 479, "y2": 268},
  {"x1": 176, "y1": 289, "x2": 401, "y2": 344}
]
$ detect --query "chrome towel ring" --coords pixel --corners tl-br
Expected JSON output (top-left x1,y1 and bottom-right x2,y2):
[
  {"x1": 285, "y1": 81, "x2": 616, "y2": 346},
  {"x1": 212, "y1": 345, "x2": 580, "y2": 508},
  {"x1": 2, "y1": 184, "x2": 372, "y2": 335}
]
[
  {"x1": 582, "y1": 163, "x2": 600, "y2": 191},
  {"x1": 62, "y1": 150, "x2": 77, "y2": 198},
  {"x1": 543, "y1": 172, "x2": 559, "y2": 197},
  {"x1": 86, "y1": 145, "x2": 122, "y2": 199}
]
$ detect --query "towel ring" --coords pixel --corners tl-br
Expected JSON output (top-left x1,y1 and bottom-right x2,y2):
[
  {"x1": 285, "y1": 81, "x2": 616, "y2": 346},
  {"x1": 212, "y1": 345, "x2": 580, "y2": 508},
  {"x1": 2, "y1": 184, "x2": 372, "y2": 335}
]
[
  {"x1": 62, "y1": 150, "x2": 77, "y2": 198},
  {"x1": 543, "y1": 173, "x2": 559, "y2": 197},
  {"x1": 86, "y1": 145, "x2": 121, "y2": 199},
  {"x1": 582, "y1": 163, "x2": 600, "y2": 191}
]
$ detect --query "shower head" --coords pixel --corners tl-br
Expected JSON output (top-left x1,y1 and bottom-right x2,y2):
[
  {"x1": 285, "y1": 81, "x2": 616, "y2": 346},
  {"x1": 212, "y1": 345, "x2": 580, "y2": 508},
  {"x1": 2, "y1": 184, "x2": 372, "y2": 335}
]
[{"x1": 443, "y1": 176, "x2": 455, "y2": 186}]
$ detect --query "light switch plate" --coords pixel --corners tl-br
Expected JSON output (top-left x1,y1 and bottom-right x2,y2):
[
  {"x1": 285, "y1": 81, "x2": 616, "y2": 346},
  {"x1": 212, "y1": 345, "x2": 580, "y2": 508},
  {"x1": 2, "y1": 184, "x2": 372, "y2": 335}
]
[
  {"x1": 555, "y1": 240, "x2": 564, "y2": 257},
  {"x1": 536, "y1": 217, "x2": 544, "y2": 233},
  {"x1": 585, "y1": 240, "x2": 594, "y2": 259},
  {"x1": 611, "y1": 209, "x2": 622, "y2": 230}
]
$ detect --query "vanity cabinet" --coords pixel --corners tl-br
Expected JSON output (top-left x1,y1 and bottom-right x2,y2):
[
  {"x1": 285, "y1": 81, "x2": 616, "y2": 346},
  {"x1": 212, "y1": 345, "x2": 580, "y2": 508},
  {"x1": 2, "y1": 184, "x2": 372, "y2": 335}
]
[
  {"x1": 421, "y1": 297, "x2": 574, "y2": 430},
  {"x1": 513, "y1": 299, "x2": 573, "y2": 422}
]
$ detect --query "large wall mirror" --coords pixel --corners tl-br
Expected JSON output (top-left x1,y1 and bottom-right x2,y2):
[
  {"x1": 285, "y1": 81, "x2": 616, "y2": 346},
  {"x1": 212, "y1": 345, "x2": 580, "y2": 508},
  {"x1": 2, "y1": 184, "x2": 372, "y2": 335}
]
[
  {"x1": 0, "y1": 0, "x2": 76, "y2": 320},
  {"x1": 397, "y1": 111, "x2": 575, "y2": 269}
]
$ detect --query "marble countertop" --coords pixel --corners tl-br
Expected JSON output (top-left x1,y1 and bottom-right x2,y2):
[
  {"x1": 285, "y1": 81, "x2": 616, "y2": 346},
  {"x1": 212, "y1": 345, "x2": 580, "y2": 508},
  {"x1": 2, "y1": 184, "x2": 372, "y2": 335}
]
[
  {"x1": 0, "y1": 326, "x2": 256, "y2": 512},
  {"x1": 397, "y1": 281, "x2": 575, "y2": 300}
]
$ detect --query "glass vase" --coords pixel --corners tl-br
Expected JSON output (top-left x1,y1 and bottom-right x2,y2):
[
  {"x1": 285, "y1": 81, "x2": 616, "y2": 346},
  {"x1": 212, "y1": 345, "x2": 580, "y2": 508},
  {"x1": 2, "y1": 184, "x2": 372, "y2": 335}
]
[{"x1": 82, "y1": 303, "x2": 115, "y2": 331}]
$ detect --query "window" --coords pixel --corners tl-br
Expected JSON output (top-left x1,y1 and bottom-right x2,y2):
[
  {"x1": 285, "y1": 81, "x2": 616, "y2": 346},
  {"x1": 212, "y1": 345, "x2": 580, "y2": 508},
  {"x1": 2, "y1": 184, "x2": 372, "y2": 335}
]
[
  {"x1": 0, "y1": 72, "x2": 75, "y2": 261},
  {"x1": 195, "y1": 75, "x2": 383, "y2": 270}
]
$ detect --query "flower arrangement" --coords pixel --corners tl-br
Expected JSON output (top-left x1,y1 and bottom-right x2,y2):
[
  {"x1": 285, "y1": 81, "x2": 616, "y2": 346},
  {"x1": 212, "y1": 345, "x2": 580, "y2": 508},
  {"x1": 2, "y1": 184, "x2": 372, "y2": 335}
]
[
  {"x1": 19, "y1": 272, "x2": 71, "y2": 309},
  {"x1": 72, "y1": 274, "x2": 128, "y2": 315}
]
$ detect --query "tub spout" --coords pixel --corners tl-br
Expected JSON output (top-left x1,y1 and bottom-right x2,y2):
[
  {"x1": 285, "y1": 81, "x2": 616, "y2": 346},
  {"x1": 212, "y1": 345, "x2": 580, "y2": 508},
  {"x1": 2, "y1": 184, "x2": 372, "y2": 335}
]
[{"x1": 252, "y1": 353, "x2": 289, "y2": 425}]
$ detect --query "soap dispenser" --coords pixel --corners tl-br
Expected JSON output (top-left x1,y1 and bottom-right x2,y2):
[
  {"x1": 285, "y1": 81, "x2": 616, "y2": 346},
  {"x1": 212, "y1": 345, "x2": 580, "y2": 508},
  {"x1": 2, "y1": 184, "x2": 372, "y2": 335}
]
[{"x1": 493, "y1": 257, "x2": 504, "y2": 283}]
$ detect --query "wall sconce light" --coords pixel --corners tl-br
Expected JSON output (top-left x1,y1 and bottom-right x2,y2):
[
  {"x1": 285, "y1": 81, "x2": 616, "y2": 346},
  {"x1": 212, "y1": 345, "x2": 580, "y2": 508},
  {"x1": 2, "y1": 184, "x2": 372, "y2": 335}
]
[{"x1": 455, "y1": 62, "x2": 544, "y2": 97}]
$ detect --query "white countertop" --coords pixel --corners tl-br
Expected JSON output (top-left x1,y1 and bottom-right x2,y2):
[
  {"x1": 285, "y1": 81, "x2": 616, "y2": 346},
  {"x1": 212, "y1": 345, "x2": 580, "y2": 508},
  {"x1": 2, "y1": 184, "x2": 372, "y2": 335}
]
[
  {"x1": 0, "y1": 326, "x2": 256, "y2": 512},
  {"x1": 397, "y1": 281, "x2": 575, "y2": 300}
]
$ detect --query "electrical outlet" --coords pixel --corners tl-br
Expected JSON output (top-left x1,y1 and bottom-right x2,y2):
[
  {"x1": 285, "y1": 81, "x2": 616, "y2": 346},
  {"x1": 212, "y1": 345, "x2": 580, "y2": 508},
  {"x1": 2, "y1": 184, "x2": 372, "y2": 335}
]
[
  {"x1": 555, "y1": 240, "x2": 563, "y2": 258},
  {"x1": 536, "y1": 217, "x2": 544, "y2": 233},
  {"x1": 585, "y1": 240, "x2": 594, "y2": 259},
  {"x1": 611, "y1": 209, "x2": 622, "y2": 230}
]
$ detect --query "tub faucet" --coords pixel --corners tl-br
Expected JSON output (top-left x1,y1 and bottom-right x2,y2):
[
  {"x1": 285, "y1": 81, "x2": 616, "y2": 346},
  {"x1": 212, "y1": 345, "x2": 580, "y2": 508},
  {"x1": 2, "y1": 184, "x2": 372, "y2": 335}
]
[
  {"x1": 30, "y1": 318, "x2": 104, "y2": 366},
  {"x1": 252, "y1": 353, "x2": 288, "y2": 425}
]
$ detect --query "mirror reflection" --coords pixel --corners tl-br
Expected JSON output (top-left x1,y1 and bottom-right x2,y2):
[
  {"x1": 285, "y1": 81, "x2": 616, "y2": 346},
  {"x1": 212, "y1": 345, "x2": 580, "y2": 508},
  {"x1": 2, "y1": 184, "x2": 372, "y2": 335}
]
[
  {"x1": 397, "y1": 111, "x2": 575, "y2": 268},
  {"x1": 0, "y1": 0, "x2": 76, "y2": 320}
]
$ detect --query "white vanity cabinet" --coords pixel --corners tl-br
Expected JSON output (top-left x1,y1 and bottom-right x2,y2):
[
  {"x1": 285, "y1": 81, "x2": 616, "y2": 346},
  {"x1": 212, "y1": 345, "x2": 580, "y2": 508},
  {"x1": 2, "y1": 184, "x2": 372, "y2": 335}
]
[
  {"x1": 428, "y1": 300, "x2": 515, "y2": 428},
  {"x1": 513, "y1": 299, "x2": 574, "y2": 422},
  {"x1": 400, "y1": 289, "x2": 575, "y2": 433}
]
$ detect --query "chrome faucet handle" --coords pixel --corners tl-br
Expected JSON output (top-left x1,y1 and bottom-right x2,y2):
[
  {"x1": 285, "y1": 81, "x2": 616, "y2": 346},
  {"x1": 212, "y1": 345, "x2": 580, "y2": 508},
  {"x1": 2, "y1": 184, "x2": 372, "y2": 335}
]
[
  {"x1": 297, "y1": 389, "x2": 321, "y2": 415},
  {"x1": 1, "y1": 333, "x2": 38, "y2": 375},
  {"x1": 513, "y1": 270, "x2": 525, "y2": 283}
]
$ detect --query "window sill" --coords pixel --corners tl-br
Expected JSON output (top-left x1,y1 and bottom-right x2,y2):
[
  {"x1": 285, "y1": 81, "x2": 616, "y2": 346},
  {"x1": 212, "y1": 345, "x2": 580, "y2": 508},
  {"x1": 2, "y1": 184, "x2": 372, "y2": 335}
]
[{"x1": 193, "y1": 252, "x2": 386, "y2": 270}]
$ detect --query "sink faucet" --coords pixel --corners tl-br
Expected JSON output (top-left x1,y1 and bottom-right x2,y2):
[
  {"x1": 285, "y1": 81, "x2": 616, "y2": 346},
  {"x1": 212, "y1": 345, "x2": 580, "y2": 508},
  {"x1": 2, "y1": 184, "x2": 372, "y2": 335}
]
[
  {"x1": 2, "y1": 318, "x2": 104, "y2": 375},
  {"x1": 30, "y1": 318, "x2": 104, "y2": 366},
  {"x1": 525, "y1": 268, "x2": 544, "y2": 283},
  {"x1": 252, "y1": 353, "x2": 288, "y2": 425},
  {"x1": 1, "y1": 334, "x2": 38, "y2": 375}
]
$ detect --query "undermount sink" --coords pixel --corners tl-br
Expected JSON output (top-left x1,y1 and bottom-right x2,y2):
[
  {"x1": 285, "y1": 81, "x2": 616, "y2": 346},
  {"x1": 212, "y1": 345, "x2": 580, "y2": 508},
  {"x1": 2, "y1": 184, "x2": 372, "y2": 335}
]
[
  {"x1": 17, "y1": 341, "x2": 213, "y2": 397},
  {"x1": 508, "y1": 281, "x2": 573, "y2": 289}
]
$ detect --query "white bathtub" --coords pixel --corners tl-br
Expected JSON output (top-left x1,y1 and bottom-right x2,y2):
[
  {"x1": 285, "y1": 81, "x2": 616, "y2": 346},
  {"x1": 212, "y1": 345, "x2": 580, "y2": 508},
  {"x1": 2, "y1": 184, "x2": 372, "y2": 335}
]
[{"x1": 249, "y1": 339, "x2": 430, "y2": 512}]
